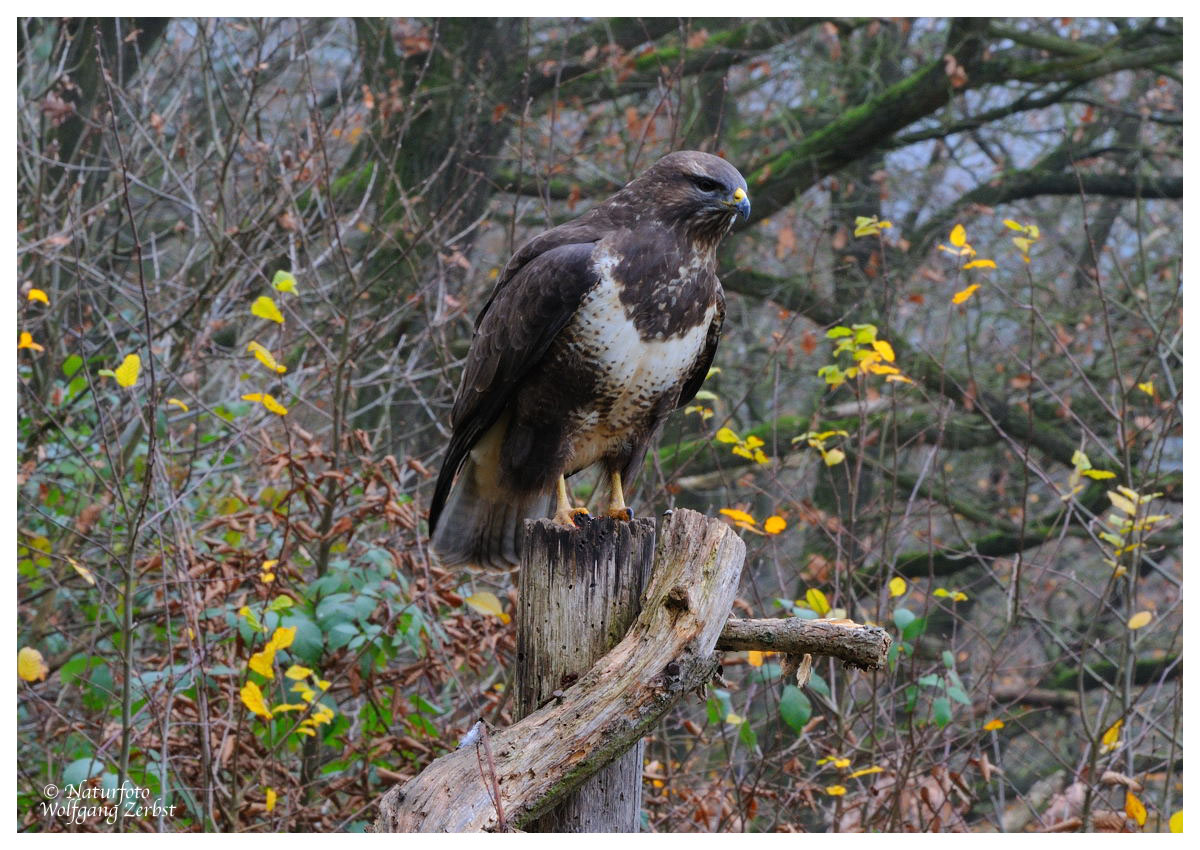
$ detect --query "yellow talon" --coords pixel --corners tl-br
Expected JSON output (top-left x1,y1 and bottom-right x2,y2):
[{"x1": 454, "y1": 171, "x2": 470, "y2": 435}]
[
  {"x1": 607, "y1": 471, "x2": 633, "y2": 521},
  {"x1": 553, "y1": 475, "x2": 589, "y2": 527}
]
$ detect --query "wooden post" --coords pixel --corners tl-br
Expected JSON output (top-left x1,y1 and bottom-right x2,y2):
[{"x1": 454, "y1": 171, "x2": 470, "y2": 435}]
[{"x1": 515, "y1": 515, "x2": 657, "y2": 832}]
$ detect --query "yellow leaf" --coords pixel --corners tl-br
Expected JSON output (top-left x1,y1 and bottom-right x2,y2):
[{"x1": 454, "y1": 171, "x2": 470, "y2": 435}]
[
  {"x1": 867, "y1": 363, "x2": 900, "y2": 376},
  {"x1": 764, "y1": 515, "x2": 787, "y2": 535},
  {"x1": 725, "y1": 712, "x2": 743, "y2": 725},
  {"x1": 872, "y1": 339, "x2": 895, "y2": 362},
  {"x1": 848, "y1": 766, "x2": 883, "y2": 779},
  {"x1": 822, "y1": 448, "x2": 845, "y2": 467},
  {"x1": 248, "y1": 648, "x2": 275, "y2": 679},
  {"x1": 1082, "y1": 469, "x2": 1115, "y2": 480},
  {"x1": 17, "y1": 332, "x2": 44, "y2": 352},
  {"x1": 949, "y1": 224, "x2": 966, "y2": 247},
  {"x1": 715, "y1": 427, "x2": 740, "y2": 444},
  {"x1": 67, "y1": 556, "x2": 95, "y2": 586},
  {"x1": 247, "y1": 341, "x2": 287, "y2": 374},
  {"x1": 242, "y1": 393, "x2": 289, "y2": 416},
  {"x1": 1012, "y1": 236, "x2": 1033, "y2": 255},
  {"x1": 805, "y1": 588, "x2": 831, "y2": 616},
  {"x1": 952, "y1": 284, "x2": 980, "y2": 304},
  {"x1": 1003, "y1": 219, "x2": 1025, "y2": 232},
  {"x1": 251, "y1": 295, "x2": 284, "y2": 323},
  {"x1": 284, "y1": 665, "x2": 312, "y2": 680},
  {"x1": 1127, "y1": 611, "x2": 1152, "y2": 630},
  {"x1": 1124, "y1": 791, "x2": 1146, "y2": 827},
  {"x1": 853, "y1": 216, "x2": 891, "y2": 237},
  {"x1": 744, "y1": 435, "x2": 765, "y2": 449},
  {"x1": 18, "y1": 647, "x2": 48, "y2": 682},
  {"x1": 747, "y1": 650, "x2": 764, "y2": 668},
  {"x1": 1136, "y1": 381, "x2": 1154, "y2": 397},
  {"x1": 1101, "y1": 719, "x2": 1122, "y2": 753},
  {"x1": 885, "y1": 374, "x2": 914, "y2": 384},
  {"x1": 272, "y1": 270, "x2": 298, "y2": 294},
  {"x1": 113, "y1": 354, "x2": 140, "y2": 387},
  {"x1": 292, "y1": 683, "x2": 316, "y2": 703},
  {"x1": 465, "y1": 591, "x2": 510, "y2": 624},
  {"x1": 888, "y1": 577, "x2": 907, "y2": 598},
  {"x1": 166, "y1": 398, "x2": 189, "y2": 412},
  {"x1": 265, "y1": 787, "x2": 277, "y2": 813},
  {"x1": 269, "y1": 625, "x2": 297, "y2": 650},
  {"x1": 983, "y1": 718, "x2": 1005, "y2": 731},
  {"x1": 831, "y1": 757, "x2": 850, "y2": 768},
  {"x1": 962, "y1": 259, "x2": 997, "y2": 270},
  {"x1": 1107, "y1": 490, "x2": 1138, "y2": 516},
  {"x1": 719, "y1": 508, "x2": 756, "y2": 526},
  {"x1": 240, "y1": 681, "x2": 273, "y2": 719},
  {"x1": 27, "y1": 289, "x2": 49, "y2": 304},
  {"x1": 825, "y1": 785, "x2": 847, "y2": 796},
  {"x1": 1169, "y1": 811, "x2": 1182, "y2": 833}
]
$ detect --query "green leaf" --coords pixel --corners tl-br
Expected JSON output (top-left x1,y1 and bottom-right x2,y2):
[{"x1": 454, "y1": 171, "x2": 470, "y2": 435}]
[
  {"x1": 901, "y1": 617, "x2": 927, "y2": 641},
  {"x1": 779, "y1": 685, "x2": 812, "y2": 733},
  {"x1": 947, "y1": 685, "x2": 971, "y2": 705},
  {"x1": 738, "y1": 719, "x2": 758, "y2": 750},
  {"x1": 326, "y1": 621, "x2": 359, "y2": 650},
  {"x1": 58, "y1": 655, "x2": 107, "y2": 686},
  {"x1": 278, "y1": 613, "x2": 323, "y2": 664},
  {"x1": 942, "y1": 650, "x2": 955, "y2": 669},
  {"x1": 63, "y1": 756, "x2": 106, "y2": 788},
  {"x1": 62, "y1": 354, "x2": 83, "y2": 378},
  {"x1": 893, "y1": 607, "x2": 916, "y2": 631},
  {"x1": 706, "y1": 696, "x2": 723, "y2": 726},
  {"x1": 932, "y1": 696, "x2": 952, "y2": 728}
]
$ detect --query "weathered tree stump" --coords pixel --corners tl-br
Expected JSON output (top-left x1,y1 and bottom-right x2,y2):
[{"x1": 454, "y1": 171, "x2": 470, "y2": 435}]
[
  {"x1": 373, "y1": 508, "x2": 745, "y2": 832},
  {"x1": 371, "y1": 509, "x2": 893, "y2": 832},
  {"x1": 515, "y1": 515, "x2": 657, "y2": 832}
]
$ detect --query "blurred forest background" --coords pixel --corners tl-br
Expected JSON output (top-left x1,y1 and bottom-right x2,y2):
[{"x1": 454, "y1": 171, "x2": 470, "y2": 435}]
[{"x1": 16, "y1": 17, "x2": 1182, "y2": 832}]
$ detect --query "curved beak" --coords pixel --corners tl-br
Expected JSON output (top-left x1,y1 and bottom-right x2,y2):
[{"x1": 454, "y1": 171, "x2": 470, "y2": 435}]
[{"x1": 729, "y1": 186, "x2": 751, "y2": 221}]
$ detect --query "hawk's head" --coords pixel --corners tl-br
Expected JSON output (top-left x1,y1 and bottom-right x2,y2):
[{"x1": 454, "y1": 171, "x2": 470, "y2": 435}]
[{"x1": 634, "y1": 151, "x2": 751, "y2": 246}]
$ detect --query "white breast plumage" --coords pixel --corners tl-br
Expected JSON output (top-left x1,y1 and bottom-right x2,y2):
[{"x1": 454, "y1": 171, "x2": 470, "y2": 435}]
[{"x1": 561, "y1": 248, "x2": 713, "y2": 469}]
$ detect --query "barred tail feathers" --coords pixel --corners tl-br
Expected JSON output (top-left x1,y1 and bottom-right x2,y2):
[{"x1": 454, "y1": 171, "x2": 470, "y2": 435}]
[{"x1": 430, "y1": 456, "x2": 549, "y2": 571}]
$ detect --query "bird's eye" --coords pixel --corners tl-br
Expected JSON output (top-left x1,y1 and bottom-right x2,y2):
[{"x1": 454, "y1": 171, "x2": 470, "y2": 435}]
[{"x1": 693, "y1": 176, "x2": 721, "y2": 193}]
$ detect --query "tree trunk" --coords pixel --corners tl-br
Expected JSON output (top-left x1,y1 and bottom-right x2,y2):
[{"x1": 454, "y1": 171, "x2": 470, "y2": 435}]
[{"x1": 515, "y1": 516, "x2": 657, "y2": 832}]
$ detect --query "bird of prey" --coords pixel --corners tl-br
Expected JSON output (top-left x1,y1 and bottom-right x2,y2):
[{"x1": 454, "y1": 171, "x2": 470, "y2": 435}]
[{"x1": 429, "y1": 151, "x2": 750, "y2": 570}]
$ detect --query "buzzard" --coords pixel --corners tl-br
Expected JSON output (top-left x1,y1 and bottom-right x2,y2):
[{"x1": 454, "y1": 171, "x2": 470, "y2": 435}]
[{"x1": 429, "y1": 151, "x2": 750, "y2": 570}]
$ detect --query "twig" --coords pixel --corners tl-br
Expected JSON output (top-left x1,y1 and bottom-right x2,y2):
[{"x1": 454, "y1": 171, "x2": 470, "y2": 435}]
[{"x1": 96, "y1": 29, "x2": 160, "y2": 825}]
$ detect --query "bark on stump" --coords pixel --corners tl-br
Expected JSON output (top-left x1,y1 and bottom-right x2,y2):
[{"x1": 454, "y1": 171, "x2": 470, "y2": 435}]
[{"x1": 515, "y1": 515, "x2": 657, "y2": 832}]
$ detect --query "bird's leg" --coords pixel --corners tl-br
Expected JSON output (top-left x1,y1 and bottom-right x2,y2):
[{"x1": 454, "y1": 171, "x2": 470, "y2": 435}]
[
  {"x1": 552, "y1": 475, "x2": 589, "y2": 527},
  {"x1": 606, "y1": 470, "x2": 634, "y2": 521}
]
